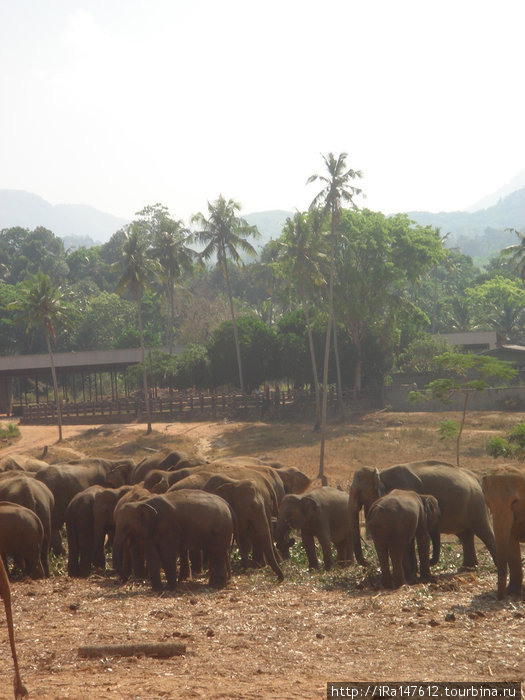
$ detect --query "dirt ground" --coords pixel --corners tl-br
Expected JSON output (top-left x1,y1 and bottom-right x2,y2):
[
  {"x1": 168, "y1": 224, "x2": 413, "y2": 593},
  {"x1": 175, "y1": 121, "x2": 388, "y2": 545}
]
[{"x1": 0, "y1": 413, "x2": 524, "y2": 699}]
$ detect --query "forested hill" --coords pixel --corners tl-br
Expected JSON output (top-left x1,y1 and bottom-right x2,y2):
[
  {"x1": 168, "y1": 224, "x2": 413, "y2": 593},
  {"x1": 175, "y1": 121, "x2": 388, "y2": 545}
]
[
  {"x1": 0, "y1": 190, "x2": 128, "y2": 244},
  {"x1": 407, "y1": 187, "x2": 525, "y2": 259}
]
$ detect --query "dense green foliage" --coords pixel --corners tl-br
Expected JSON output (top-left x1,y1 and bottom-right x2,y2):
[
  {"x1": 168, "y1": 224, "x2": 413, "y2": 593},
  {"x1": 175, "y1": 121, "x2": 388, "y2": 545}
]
[{"x1": 3, "y1": 198, "x2": 525, "y2": 396}]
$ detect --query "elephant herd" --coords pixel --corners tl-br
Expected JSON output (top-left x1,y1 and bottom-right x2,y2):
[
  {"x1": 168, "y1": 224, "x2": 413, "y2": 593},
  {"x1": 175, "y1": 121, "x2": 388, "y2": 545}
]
[{"x1": 0, "y1": 450, "x2": 524, "y2": 603}]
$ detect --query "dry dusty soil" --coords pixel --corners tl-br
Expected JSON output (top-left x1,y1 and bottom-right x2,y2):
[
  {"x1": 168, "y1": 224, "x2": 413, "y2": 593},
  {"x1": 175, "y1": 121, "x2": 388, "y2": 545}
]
[{"x1": 0, "y1": 413, "x2": 524, "y2": 699}]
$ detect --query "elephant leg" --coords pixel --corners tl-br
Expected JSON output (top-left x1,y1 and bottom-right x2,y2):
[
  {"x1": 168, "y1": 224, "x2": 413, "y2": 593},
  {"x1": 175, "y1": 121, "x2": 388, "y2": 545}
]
[
  {"x1": 472, "y1": 514, "x2": 497, "y2": 566},
  {"x1": 40, "y1": 540, "x2": 50, "y2": 578},
  {"x1": 78, "y1": 532, "x2": 93, "y2": 578},
  {"x1": 415, "y1": 530, "x2": 431, "y2": 581},
  {"x1": 253, "y1": 519, "x2": 284, "y2": 582},
  {"x1": 236, "y1": 531, "x2": 252, "y2": 569},
  {"x1": 159, "y1": 542, "x2": 177, "y2": 589},
  {"x1": 375, "y1": 544, "x2": 393, "y2": 588},
  {"x1": 335, "y1": 537, "x2": 354, "y2": 567},
  {"x1": 131, "y1": 542, "x2": 145, "y2": 579},
  {"x1": 189, "y1": 548, "x2": 203, "y2": 575},
  {"x1": 208, "y1": 548, "x2": 229, "y2": 589},
  {"x1": 67, "y1": 534, "x2": 80, "y2": 577},
  {"x1": 145, "y1": 544, "x2": 163, "y2": 592},
  {"x1": 403, "y1": 540, "x2": 418, "y2": 584},
  {"x1": 507, "y1": 537, "x2": 523, "y2": 598},
  {"x1": 52, "y1": 527, "x2": 65, "y2": 557},
  {"x1": 317, "y1": 531, "x2": 334, "y2": 571},
  {"x1": 179, "y1": 549, "x2": 190, "y2": 581},
  {"x1": 301, "y1": 530, "x2": 319, "y2": 570},
  {"x1": 457, "y1": 530, "x2": 478, "y2": 569},
  {"x1": 390, "y1": 542, "x2": 407, "y2": 588}
]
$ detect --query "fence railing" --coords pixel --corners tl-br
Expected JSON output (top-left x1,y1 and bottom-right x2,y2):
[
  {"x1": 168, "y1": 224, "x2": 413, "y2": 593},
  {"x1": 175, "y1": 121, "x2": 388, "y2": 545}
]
[{"x1": 19, "y1": 387, "x2": 367, "y2": 424}]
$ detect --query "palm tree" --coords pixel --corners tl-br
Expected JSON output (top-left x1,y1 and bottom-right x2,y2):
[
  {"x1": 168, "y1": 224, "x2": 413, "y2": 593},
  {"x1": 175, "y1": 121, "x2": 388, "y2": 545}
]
[
  {"x1": 191, "y1": 196, "x2": 259, "y2": 396},
  {"x1": 502, "y1": 228, "x2": 525, "y2": 282},
  {"x1": 151, "y1": 220, "x2": 195, "y2": 353},
  {"x1": 115, "y1": 224, "x2": 161, "y2": 434},
  {"x1": 9, "y1": 271, "x2": 73, "y2": 442},
  {"x1": 278, "y1": 211, "x2": 329, "y2": 429},
  {"x1": 308, "y1": 152, "x2": 362, "y2": 484}
]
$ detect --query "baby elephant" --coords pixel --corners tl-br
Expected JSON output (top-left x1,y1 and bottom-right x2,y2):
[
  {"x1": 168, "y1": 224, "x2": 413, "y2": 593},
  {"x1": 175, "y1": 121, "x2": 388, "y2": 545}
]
[
  {"x1": 275, "y1": 487, "x2": 354, "y2": 570},
  {"x1": 367, "y1": 489, "x2": 440, "y2": 589}
]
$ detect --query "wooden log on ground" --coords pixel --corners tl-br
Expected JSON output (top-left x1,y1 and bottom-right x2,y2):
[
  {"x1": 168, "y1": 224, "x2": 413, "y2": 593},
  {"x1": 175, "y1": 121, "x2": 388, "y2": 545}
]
[{"x1": 78, "y1": 641, "x2": 186, "y2": 658}]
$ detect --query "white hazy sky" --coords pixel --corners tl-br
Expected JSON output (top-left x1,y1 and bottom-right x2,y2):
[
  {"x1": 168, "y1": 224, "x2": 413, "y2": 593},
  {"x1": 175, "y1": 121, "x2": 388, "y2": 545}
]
[{"x1": 2, "y1": 0, "x2": 525, "y2": 222}]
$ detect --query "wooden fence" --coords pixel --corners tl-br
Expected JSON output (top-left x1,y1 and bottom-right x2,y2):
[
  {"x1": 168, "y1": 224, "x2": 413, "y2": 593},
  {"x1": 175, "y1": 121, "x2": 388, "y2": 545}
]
[{"x1": 19, "y1": 387, "x2": 351, "y2": 424}]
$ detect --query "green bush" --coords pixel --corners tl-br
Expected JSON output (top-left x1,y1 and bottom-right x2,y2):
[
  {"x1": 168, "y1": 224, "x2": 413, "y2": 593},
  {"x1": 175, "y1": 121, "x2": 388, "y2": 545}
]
[
  {"x1": 0, "y1": 423, "x2": 20, "y2": 440},
  {"x1": 485, "y1": 435, "x2": 510, "y2": 459},
  {"x1": 438, "y1": 419, "x2": 459, "y2": 442}
]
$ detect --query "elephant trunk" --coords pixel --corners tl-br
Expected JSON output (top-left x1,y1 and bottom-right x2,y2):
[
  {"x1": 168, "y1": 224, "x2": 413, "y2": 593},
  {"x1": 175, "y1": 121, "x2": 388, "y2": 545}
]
[
  {"x1": 274, "y1": 515, "x2": 292, "y2": 560},
  {"x1": 430, "y1": 529, "x2": 441, "y2": 566},
  {"x1": 348, "y1": 487, "x2": 366, "y2": 565}
]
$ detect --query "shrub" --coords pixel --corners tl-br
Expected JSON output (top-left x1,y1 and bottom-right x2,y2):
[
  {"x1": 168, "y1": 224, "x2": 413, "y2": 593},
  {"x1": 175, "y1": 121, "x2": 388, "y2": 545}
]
[
  {"x1": 438, "y1": 419, "x2": 459, "y2": 442},
  {"x1": 486, "y1": 435, "x2": 510, "y2": 459}
]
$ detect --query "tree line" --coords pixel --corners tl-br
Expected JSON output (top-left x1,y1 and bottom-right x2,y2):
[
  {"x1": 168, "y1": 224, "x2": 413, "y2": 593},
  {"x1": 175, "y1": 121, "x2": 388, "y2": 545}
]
[{"x1": 3, "y1": 155, "x2": 525, "y2": 438}]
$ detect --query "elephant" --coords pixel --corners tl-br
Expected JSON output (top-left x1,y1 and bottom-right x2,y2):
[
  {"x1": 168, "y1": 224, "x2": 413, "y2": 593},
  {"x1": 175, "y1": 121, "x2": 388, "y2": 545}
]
[
  {"x1": 112, "y1": 485, "x2": 156, "y2": 580},
  {"x1": 0, "y1": 501, "x2": 45, "y2": 580},
  {"x1": 203, "y1": 474, "x2": 284, "y2": 581},
  {"x1": 209, "y1": 456, "x2": 311, "y2": 495},
  {"x1": 65, "y1": 485, "x2": 105, "y2": 577},
  {"x1": 275, "y1": 487, "x2": 354, "y2": 570},
  {"x1": 113, "y1": 489, "x2": 233, "y2": 591},
  {"x1": 164, "y1": 463, "x2": 284, "y2": 514},
  {"x1": 131, "y1": 451, "x2": 206, "y2": 484},
  {"x1": 0, "y1": 555, "x2": 27, "y2": 699},
  {"x1": 482, "y1": 467, "x2": 525, "y2": 599},
  {"x1": 349, "y1": 460, "x2": 496, "y2": 569},
  {"x1": 92, "y1": 485, "x2": 135, "y2": 569},
  {"x1": 0, "y1": 474, "x2": 54, "y2": 577},
  {"x1": 0, "y1": 454, "x2": 49, "y2": 473},
  {"x1": 367, "y1": 490, "x2": 441, "y2": 588},
  {"x1": 35, "y1": 458, "x2": 133, "y2": 555}
]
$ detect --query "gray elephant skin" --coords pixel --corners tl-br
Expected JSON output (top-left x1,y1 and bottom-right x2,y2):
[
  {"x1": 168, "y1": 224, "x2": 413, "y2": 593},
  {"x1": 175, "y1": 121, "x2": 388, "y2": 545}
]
[
  {"x1": 0, "y1": 474, "x2": 54, "y2": 577},
  {"x1": 367, "y1": 489, "x2": 440, "y2": 588},
  {"x1": 0, "y1": 501, "x2": 45, "y2": 579},
  {"x1": 349, "y1": 460, "x2": 496, "y2": 569},
  {"x1": 113, "y1": 489, "x2": 233, "y2": 591},
  {"x1": 275, "y1": 486, "x2": 354, "y2": 570},
  {"x1": 203, "y1": 474, "x2": 284, "y2": 581}
]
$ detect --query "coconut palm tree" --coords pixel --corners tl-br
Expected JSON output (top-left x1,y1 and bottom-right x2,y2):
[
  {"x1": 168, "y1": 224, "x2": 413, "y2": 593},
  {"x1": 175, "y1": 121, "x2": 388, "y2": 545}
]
[
  {"x1": 308, "y1": 152, "x2": 362, "y2": 484},
  {"x1": 9, "y1": 271, "x2": 73, "y2": 442},
  {"x1": 191, "y1": 196, "x2": 259, "y2": 396},
  {"x1": 502, "y1": 228, "x2": 525, "y2": 283},
  {"x1": 151, "y1": 220, "x2": 195, "y2": 353},
  {"x1": 115, "y1": 224, "x2": 161, "y2": 434},
  {"x1": 278, "y1": 211, "x2": 329, "y2": 429}
]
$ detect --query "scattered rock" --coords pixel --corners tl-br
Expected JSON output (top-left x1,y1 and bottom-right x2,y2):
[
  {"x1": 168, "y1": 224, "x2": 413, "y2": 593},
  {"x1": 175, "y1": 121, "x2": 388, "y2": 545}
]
[
  {"x1": 445, "y1": 613, "x2": 456, "y2": 622},
  {"x1": 428, "y1": 619, "x2": 440, "y2": 627},
  {"x1": 69, "y1": 603, "x2": 80, "y2": 611},
  {"x1": 206, "y1": 629, "x2": 215, "y2": 637},
  {"x1": 316, "y1": 632, "x2": 325, "y2": 639}
]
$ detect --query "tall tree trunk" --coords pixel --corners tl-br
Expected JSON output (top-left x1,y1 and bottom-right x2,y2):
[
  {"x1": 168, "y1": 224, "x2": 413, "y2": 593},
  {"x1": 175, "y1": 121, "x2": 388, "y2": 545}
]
[
  {"x1": 301, "y1": 290, "x2": 321, "y2": 431},
  {"x1": 332, "y1": 316, "x2": 345, "y2": 419},
  {"x1": 167, "y1": 277, "x2": 175, "y2": 353},
  {"x1": 221, "y1": 250, "x2": 245, "y2": 396},
  {"x1": 136, "y1": 296, "x2": 152, "y2": 435},
  {"x1": 45, "y1": 330, "x2": 63, "y2": 443},
  {"x1": 318, "y1": 205, "x2": 337, "y2": 485}
]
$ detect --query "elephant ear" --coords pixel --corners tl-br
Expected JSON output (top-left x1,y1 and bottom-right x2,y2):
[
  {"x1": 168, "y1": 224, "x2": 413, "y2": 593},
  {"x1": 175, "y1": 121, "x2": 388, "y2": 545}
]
[
  {"x1": 422, "y1": 495, "x2": 440, "y2": 528},
  {"x1": 138, "y1": 501, "x2": 159, "y2": 533},
  {"x1": 301, "y1": 495, "x2": 318, "y2": 518}
]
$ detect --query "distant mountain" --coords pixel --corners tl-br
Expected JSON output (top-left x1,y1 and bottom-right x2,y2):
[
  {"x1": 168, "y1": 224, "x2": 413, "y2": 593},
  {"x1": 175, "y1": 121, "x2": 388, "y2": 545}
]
[
  {"x1": 245, "y1": 210, "x2": 292, "y2": 250},
  {"x1": 0, "y1": 190, "x2": 128, "y2": 244},
  {"x1": 466, "y1": 169, "x2": 525, "y2": 212},
  {"x1": 407, "y1": 187, "x2": 525, "y2": 260}
]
